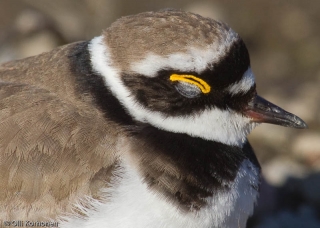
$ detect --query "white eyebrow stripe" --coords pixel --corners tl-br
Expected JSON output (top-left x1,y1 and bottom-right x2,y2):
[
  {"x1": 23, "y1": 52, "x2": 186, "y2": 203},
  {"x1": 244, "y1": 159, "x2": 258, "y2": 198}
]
[
  {"x1": 130, "y1": 29, "x2": 240, "y2": 77},
  {"x1": 227, "y1": 68, "x2": 255, "y2": 95},
  {"x1": 130, "y1": 48, "x2": 220, "y2": 77}
]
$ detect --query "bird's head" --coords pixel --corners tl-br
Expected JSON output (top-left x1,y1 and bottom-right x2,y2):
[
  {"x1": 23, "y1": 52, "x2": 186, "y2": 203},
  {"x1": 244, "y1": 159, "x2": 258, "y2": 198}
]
[{"x1": 89, "y1": 10, "x2": 307, "y2": 147}]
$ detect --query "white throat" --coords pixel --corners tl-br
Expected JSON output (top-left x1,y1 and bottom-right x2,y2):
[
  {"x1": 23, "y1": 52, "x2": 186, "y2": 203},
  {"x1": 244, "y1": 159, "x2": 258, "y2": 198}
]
[{"x1": 89, "y1": 36, "x2": 256, "y2": 147}]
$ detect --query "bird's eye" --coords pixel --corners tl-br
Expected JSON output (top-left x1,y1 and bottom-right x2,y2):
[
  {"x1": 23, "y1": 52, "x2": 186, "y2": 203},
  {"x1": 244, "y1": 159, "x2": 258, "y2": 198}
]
[{"x1": 170, "y1": 74, "x2": 211, "y2": 98}]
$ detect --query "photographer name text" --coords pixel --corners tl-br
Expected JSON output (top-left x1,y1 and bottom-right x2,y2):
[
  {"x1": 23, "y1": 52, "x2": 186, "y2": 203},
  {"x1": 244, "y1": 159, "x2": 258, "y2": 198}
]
[{"x1": 3, "y1": 220, "x2": 59, "y2": 227}]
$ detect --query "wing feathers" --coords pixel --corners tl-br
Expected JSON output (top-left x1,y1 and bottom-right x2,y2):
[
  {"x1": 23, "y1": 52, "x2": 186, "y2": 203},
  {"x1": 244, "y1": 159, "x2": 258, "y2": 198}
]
[{"x1": 0, "y1": 82, "x2": 119, "y2": 220}]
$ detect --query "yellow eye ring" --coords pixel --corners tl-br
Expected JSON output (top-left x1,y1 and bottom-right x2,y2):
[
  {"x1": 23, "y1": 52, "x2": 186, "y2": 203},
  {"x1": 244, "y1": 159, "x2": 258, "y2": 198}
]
[{"x1": 170, "y1": 74, "x2": 211, "y2": 93}]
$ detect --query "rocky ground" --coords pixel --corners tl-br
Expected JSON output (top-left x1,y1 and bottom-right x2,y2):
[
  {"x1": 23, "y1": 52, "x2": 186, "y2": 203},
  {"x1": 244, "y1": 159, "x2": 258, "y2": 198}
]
[{"x1": 0, "y1": 1, "x2": 319, "y2": 227}]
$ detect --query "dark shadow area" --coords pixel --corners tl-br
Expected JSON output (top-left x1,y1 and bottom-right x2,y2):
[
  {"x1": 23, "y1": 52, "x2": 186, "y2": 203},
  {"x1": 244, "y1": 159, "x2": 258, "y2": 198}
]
[{"x1": 248, "y1": 172, "x2": 320, "y2": 227}]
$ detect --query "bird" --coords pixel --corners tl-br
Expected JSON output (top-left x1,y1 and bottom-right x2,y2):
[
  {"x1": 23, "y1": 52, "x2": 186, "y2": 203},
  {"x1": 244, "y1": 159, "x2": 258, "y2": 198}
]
[{"x1": 0, "y1": 9, "x2": 307, "y2": 228}]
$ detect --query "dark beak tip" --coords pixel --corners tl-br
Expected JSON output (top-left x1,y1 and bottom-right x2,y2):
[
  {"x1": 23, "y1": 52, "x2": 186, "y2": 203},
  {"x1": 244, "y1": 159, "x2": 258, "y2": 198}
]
[
  {"x1": 296, "y1": 119, "x2": 308, "y2": 129},
  {"x1": 288, "y1": 114, "x2": 308, "y2": 129}
]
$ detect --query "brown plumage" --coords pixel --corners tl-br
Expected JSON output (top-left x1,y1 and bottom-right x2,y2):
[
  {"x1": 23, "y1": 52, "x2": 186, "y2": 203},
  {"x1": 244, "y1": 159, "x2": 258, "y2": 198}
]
[{"x1": 0, "y1": 43, "x2": 119, "y2": 220}]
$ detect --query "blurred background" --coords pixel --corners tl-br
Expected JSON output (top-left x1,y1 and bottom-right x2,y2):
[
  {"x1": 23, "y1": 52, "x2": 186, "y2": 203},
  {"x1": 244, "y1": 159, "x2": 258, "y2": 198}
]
[{"x1": 0, "y1": 0, "x2": 319, "y2": 227}]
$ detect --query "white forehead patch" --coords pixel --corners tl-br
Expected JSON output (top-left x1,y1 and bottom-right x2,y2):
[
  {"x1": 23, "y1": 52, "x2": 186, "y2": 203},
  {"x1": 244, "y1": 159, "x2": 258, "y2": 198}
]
[
  {"x1": 227, "y1": 68, "x2": 255, "y2": 95},
  {"x1": 130, "y1": 47, "x2": 217, "y2": 77},
  {"x1": 130, "y1": 28, "x2": 240, "y2": 77}
]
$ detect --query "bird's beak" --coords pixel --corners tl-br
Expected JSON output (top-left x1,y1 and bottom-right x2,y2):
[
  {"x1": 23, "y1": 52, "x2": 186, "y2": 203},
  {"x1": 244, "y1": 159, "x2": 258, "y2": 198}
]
[{"x1": 244, "y1": 95, "x2": 308, "y2": 129}]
